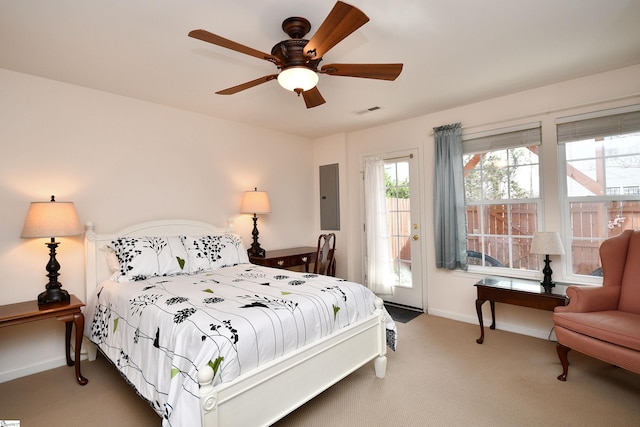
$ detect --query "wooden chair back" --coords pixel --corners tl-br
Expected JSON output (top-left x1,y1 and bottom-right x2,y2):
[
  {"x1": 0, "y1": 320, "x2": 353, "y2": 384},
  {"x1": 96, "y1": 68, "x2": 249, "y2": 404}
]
[{"x1": 314, "y1": 233, "x2": 336, "y2": 276}]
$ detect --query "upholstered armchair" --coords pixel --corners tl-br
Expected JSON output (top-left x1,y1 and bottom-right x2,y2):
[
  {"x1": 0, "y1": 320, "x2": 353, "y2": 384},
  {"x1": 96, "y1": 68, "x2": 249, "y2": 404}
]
[{"x1": 553, "y1": 229, "x2": 640, "y2": 381}]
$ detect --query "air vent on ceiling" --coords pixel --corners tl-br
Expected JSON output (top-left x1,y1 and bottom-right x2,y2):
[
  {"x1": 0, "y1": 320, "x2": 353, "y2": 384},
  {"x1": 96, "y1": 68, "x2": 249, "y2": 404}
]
[{"x1": 355, "y1": 106, "x2": 381, "y2": 115}]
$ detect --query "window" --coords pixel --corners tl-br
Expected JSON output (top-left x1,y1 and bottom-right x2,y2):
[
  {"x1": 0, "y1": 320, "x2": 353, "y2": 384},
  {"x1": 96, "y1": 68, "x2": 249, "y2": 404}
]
[
  {"x1": 463, "y1": 124, "x2": 542, "y2": 271},
  {"x1": 557, "y1": 107, "x2": 640, "y2": 277}
]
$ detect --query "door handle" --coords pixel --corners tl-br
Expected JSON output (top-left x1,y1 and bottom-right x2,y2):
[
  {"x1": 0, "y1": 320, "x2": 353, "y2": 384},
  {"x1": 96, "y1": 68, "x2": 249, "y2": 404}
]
[{"x1": 413, "y1": 234, "x2": 419, "y2": 241}]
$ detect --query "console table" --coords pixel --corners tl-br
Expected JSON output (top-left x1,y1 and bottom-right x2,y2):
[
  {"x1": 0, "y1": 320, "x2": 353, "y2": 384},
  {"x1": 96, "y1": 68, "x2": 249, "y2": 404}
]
[
  {"x1": 0, "y1": 294, "x2": 87, "y2": 385},
  {"x1": 249, "y1": 246, "x2": 317, "y2": 272},
  {"x1": 474, "y1": 277, "x2": 569, "y2": 344}
]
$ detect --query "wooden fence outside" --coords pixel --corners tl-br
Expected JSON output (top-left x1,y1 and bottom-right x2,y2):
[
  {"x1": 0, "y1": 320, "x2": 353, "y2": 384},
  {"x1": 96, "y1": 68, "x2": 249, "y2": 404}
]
[
  {"x1": 386, "y1": 198, "x2": 411, "y2": 261},
  {"x1": 464, "y1": 202, "x2": 639, "y2": 274},
  {"x1": 386, "y1": 198, "x2": 639, "y2": 274},
  {"x1": 567, "y1": 201, "x2": 640, "y2": 274}
]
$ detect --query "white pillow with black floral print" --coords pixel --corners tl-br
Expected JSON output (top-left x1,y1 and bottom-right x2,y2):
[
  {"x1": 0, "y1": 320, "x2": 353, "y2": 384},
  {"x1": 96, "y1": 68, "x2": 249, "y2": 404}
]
[
  {"x1": 181, "y1": 233, "x2": 249, "y2": 273},
  {"x1": 110, "y1": 236, "x2": 189, "y2": 282}
]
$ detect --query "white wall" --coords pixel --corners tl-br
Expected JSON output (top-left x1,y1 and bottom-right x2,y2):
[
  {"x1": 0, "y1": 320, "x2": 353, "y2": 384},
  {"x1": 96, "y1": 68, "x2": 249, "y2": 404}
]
[
  {"x1": 312, "y1": 133, "x2": 348, "y2": 277},
  {"x1": 0, "y1": 69, "x2": 314, "y2": 381},
  {"x1": 315, "y1": 64, "x2": 640, "y2": 340}
]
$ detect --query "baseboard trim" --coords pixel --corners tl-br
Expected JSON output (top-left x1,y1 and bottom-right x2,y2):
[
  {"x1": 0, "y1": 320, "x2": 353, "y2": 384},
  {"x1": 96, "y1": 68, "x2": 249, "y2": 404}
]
[
  {"x1": 427, "y1": 309, "x2": 554, "y2": 341},
  {"x1": 0, "y1": 357, "x2": 68, "y2": 383},
  {"x1": 0, "y1": 343, "x2": 91, "y2": 383}
]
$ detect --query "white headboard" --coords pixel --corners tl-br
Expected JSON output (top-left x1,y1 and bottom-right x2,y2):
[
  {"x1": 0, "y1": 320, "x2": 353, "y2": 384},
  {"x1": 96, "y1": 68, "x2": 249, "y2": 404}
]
[{"x1": 84, "y1": 219, "x2": 232, "y2": 302}]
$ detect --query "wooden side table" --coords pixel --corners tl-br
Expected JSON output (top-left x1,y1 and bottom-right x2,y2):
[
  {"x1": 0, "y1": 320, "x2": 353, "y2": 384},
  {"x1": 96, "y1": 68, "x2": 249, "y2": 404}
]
[
  {"x1": 249, "y1": 246, "x2": 317, "y2": 272},
  {"x1": 474, "y1": 277, "x2": 569, "y2": 344},
  {"x1": 0, "y1": 294, "x2": 88, "y2": 385}
]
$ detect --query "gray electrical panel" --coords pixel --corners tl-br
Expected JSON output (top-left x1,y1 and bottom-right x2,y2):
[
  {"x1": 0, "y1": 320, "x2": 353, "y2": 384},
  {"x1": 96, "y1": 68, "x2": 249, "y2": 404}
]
[{"x1": 319, "y1": 163, "x2": 340, "y2": 230}]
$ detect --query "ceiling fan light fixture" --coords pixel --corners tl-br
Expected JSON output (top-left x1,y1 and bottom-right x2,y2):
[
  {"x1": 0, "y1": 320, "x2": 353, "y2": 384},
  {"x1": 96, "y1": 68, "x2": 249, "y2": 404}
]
[
  {"x1": 189, "y1": 2, "x2": 401, "y2": 108},
  {"x1": 277, "y1": 67, "x2": 318, "y2": 93}
]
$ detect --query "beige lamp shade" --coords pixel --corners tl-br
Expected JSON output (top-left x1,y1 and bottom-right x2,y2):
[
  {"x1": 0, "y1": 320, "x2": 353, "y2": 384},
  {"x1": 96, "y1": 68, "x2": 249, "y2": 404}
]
[
  {"x1": 240, "y1": 189, "x2": 271, "y2": 215},
  {"x1": 530, "y1": 231, "x2": 565, "y2": 255},
  {"x1": 21, "y1": 196, "x2": 84, "y2": 238}
]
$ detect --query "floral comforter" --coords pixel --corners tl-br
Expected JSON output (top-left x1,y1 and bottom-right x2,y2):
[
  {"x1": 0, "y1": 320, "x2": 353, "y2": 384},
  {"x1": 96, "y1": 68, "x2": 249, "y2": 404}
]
[{"x1": 84, "y1": 263, "x2": 396, "y2": 427}]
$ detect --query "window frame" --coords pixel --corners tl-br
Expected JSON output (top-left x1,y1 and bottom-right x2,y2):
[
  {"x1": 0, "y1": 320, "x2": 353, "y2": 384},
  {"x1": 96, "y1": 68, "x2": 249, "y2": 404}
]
[
  {"x1": 462, "y1": 122, "x2": 543, "y2": 277},
  {"x1": 557, "y1": 105, "x2": 640, "y2": 284}
]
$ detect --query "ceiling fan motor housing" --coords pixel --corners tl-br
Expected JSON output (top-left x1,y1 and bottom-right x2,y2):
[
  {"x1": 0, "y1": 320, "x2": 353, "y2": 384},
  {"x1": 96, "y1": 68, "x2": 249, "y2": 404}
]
[
  {"x1": 272, "y1": 39, "x2": 321, "y2": 69},
  {"x1": 271, "y1": 17, "x2": 321, "y2": 71}
]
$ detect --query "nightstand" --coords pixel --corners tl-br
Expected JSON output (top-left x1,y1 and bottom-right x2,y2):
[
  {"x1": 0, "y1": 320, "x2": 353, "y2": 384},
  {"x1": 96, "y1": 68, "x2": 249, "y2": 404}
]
[
  {"x1": 249, "y1": 246, "x2": 317, "y2": 272},
  {"x1": 0, "y1": 294, "x2": 88, "y2": 385}
]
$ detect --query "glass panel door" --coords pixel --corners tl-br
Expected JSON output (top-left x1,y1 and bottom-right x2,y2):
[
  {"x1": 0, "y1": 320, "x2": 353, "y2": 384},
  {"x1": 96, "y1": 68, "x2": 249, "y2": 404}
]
[{"x1": 377, "y1": 150, "x2": 423, "y2": 308}]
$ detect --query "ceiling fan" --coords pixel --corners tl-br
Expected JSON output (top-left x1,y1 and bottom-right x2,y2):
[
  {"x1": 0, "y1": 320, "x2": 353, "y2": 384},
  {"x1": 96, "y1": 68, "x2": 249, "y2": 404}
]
[{"x1": 188, "y1": 1, "x2": 403, "y2": 108}]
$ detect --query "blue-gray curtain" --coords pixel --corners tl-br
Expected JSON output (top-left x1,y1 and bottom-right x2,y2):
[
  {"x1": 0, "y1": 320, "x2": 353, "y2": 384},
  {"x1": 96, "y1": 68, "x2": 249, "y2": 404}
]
[{"x1": 433, "y1": 123, "x2": 467, "y2": 270}]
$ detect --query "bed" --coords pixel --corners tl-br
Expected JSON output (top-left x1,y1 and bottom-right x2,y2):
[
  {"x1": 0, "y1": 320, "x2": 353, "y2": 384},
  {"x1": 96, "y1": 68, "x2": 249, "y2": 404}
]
[{"x1": 83, "y1": 219, "x2": 396, "y2": 427}]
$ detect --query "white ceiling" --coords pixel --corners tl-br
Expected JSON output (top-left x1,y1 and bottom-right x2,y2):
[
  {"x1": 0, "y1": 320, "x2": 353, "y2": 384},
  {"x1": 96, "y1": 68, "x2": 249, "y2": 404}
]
[{"x1": 2, "y1": 0, "x2": 640, "y2": 139}]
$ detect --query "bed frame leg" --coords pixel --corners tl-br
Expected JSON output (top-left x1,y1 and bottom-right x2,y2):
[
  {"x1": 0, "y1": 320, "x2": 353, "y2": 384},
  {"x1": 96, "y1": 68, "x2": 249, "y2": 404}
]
[
  {"x1": 372, "y1": 297, "x2": 388, "y2": 378},
  {"x1": 374, "y1": 355, "x2": 387, "y2": 378},
  {"x1": 84, "y1": 339, "x2": 98, "y2": 361}
]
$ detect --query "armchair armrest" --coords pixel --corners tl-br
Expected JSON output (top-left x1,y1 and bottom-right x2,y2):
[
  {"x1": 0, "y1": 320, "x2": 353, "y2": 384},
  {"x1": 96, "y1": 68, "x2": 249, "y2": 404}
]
[{"x1": 555, "y1": 285, "x2": 620, "y2": 313}]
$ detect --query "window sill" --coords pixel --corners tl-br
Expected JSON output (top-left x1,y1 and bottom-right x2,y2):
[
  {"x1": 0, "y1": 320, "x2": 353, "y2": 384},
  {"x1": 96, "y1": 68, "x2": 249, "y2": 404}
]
[
  {"x1": 462, "y1": 266, "x2": 539, "y2": 281},
  {"x1": 452, "y1": 268, "x2": 603, "y2": 287}
]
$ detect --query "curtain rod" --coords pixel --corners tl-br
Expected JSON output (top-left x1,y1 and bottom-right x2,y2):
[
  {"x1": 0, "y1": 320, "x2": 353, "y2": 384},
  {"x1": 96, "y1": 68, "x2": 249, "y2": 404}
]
[{"x1": 384, "y1": 153, "x2": 413, "y2": 161}]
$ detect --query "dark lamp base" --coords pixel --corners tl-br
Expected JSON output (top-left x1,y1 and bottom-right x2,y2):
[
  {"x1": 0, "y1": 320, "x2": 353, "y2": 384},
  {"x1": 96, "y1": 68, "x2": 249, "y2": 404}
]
[
  {"x1": 247, "y1": 213, "x2": 266, "y2": 258},
  {"x1": 540, "y1": 281, "x2": 555, "y2": 294},
  {"x1": 247, "y1": 247, "x2": 266, "y2": 258},
  {"x1": 540, "y1": 254, "x2": 555, "y2": 294},
  {"x1": 38, "y1": 287, "x2": 70, "y2": 306},
  {"x1": 38, "y1": 238, "x2": 71, "y2": 306}
]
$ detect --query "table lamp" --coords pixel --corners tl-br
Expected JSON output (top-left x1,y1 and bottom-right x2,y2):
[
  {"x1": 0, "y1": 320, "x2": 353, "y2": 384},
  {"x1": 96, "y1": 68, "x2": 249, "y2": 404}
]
[
  {"x1": 21, "y1": 195, "x2": 84, "y2": 305},
  {"x1": 240, "y1": 188, "x2": 271, "y2": 257},
  {"x1": 530, "y1": 231, "x2": 565, "y2": 293}
]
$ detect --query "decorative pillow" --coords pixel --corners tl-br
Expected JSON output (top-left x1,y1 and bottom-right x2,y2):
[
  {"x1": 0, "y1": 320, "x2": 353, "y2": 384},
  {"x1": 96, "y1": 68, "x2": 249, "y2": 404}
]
[
  {"x1": 181, "y1": 233, "x2": 249, "y2": 273},
  {"x1": 101, "y1": 245, "x2": 121, "y2": 272},
  {"x1": 109, "y1": 236, "x2": 189, "y2": 282}
]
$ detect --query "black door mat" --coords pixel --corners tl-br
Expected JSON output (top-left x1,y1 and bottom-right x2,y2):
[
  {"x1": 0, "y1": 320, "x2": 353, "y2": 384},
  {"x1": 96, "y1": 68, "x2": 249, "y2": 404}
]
[{"x1": 384, "y1": 303, "x2": 423, "y2": 323}]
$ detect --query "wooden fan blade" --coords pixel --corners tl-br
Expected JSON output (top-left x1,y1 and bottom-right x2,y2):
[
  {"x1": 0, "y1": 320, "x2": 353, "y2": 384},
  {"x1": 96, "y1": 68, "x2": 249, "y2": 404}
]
[
  {"x1": 320, "y1": 63, "x2": 403, "y2": 80},
  {"x1": 216, "y1": 75, "x2": 278, "y2": 95},
  {"x1": 302, "y1": 87, "x2": 326, "y2": 108},
  {"x1": 189, "y1": 29, "x2": 281, "y2": 65},
  {"x1": 303, "y1": 1, "x2": 369, "y2": 60}
]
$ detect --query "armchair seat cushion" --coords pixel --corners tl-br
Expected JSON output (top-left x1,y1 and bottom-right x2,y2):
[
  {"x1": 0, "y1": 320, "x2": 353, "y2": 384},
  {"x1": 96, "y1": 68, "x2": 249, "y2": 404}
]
[{"x1": 554, "y1": 310, "x2": 640, "y2": 352}]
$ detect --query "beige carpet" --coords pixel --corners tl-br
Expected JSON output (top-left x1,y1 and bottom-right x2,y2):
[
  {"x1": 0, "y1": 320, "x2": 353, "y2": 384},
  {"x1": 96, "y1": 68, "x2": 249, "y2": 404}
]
[{"x1": 1, "y1": 314, "x2": 638, "y2": 426}]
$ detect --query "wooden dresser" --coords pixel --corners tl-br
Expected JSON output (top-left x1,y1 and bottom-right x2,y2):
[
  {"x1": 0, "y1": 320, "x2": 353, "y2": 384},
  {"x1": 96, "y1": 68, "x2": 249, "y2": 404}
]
[{"x1": 249, "y1": 246, "x2": 317, "y2": 272}]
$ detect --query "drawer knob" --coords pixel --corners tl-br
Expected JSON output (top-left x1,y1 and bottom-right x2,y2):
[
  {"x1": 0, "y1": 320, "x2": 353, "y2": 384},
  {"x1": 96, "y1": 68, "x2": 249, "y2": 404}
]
[
  {"x1": 277, "y1": 260, "x2": 285, "y2": 266},
  {"x1": 302, "y1": 257, "x2": 308, "y2": 262}
]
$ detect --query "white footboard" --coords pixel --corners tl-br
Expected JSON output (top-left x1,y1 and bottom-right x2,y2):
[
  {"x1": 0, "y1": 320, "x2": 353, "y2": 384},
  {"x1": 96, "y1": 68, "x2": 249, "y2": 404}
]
[{"x1": 198, "y1": 298, "x2": 388, "y2": 427}]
